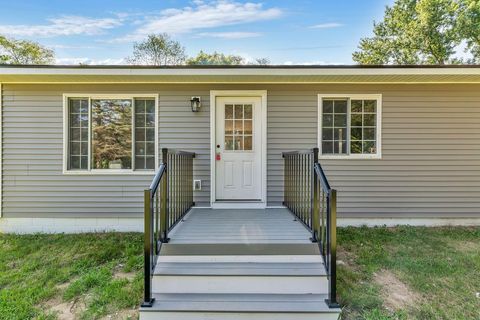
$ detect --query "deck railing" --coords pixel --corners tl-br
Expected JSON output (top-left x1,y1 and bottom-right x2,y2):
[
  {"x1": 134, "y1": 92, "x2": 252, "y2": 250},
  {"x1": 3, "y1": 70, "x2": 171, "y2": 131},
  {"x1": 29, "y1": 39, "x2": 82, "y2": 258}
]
[
  {"x1": 282, "y1": 148, "x2": 339, "y2": 308},
  {"x1": 142, "y1": 148, "x2": 195, "y2": 307}
]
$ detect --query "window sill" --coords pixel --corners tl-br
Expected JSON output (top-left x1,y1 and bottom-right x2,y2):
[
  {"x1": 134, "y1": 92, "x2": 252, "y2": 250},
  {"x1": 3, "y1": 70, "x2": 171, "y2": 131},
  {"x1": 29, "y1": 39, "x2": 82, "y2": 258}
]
[
  {"x1": 318, "y1": 154, "x2": 382, "y2": 160},
  {"x1": 62, "y1": 170, "x2": 156, "y2": 175}
]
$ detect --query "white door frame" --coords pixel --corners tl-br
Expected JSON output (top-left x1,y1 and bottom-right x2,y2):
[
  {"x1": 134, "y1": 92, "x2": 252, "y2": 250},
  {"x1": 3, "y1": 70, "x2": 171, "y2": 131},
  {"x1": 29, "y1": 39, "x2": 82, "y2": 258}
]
[{"x1": 210, "y1": 90, "x2": 267, "y2": 209}]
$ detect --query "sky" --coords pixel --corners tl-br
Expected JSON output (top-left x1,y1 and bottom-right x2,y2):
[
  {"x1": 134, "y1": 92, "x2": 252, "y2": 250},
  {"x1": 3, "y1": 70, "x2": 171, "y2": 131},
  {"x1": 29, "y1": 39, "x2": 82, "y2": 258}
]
[{"x1": 0, "y1": 0, "x2": 394, "y2": 65}]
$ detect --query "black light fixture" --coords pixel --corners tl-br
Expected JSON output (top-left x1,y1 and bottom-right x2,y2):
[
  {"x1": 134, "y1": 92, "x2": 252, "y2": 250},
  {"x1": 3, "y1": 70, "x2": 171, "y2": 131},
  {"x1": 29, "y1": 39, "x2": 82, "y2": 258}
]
[{"x1": 190, "y1": 96, "x2": 201, "y2": 112}]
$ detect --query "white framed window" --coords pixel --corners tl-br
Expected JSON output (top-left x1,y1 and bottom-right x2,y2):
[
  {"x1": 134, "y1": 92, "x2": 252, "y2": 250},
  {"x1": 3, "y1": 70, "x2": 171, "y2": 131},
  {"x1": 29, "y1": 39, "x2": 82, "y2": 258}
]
[
  {"x1": 318, "y1": 94, "x2": 382, "y2": 159},
  {"x1": 63, "y1": 94, "x2": 159, "y2": 174}
]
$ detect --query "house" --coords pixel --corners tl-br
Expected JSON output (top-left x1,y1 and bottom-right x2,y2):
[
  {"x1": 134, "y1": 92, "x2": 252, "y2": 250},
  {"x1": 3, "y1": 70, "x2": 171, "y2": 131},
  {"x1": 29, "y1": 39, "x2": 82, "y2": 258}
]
[{"x1": 1, "y1": 65, "x2": 480, "y2": 319}]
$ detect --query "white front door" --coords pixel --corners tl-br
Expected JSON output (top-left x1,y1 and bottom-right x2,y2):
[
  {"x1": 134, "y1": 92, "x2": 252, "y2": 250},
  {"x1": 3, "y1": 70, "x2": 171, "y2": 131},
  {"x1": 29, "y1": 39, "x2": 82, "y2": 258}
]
[{"x1": 215, "y1": 97, "x2": 262, "y2": 201}]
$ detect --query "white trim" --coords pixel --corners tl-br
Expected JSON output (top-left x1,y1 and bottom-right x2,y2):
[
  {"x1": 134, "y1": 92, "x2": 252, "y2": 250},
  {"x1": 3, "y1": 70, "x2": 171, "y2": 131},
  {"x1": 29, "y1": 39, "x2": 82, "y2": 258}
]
[
  {"x1": 62, "y1": 93, "x2": 159, "y2": 175},
  {"x1": 1, "y1": 216, "x2": 479, "y2": 233},
  {"x1": 317, "y1": 94, "x2": 382, "y2": 159},
  {"x1": 0, "y1": 217, "x2": 143, "y2": 233},
  {"x1": 183, "y1": 205, "x2": 286, "y2": 209},
  {"x1": 3, "y1": 66, "x2": 480, "y2": 76},
  {"x1": 0, "y1": 83, "x2": 2, "y2": 218},
  {"x1": 209, "y1": 90, "x2": 268, "y2": 208},
  {"x1": 338, "y1": 218, "x2": 480, "y2": 227},
  {"x1": 211, "y1": 202, "x2": 268, "y2": 209}
]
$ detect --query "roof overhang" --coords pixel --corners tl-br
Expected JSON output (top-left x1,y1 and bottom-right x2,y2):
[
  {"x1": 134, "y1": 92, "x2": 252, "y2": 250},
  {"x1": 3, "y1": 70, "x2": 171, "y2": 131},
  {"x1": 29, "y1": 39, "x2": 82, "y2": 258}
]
[{"x1": 1, "y1": 65, "x2": 480, "y2": 84}]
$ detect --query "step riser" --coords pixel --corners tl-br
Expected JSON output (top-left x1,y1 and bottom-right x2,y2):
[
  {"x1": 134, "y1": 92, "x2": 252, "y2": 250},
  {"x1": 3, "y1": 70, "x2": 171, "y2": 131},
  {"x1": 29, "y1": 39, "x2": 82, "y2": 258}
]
[
  {"x1": 153, "y1": 276, "x2": 328, "y2": 294},
  {"x1": 140, "y1": 311, "x2": 340, "y2": 320},
  {"x1": 158, "y1": 255, "x2": 323, "y2": 263}
]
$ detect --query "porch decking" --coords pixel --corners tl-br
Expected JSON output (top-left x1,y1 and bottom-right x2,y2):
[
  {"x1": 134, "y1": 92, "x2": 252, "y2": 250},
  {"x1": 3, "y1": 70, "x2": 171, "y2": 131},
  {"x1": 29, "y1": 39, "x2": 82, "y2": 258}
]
[{"x1": 168, "y1": 208, "x2": 312, "y2": 244}]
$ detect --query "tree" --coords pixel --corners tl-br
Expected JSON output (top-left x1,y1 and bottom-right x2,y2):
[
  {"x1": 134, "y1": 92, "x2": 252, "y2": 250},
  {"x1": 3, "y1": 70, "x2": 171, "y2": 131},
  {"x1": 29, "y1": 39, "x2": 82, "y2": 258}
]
[
  {"x1": 186, "y1": 51, "x2": 245, "y2": 65},
  {"x1": 127, "y1": 33, "x2": 187, "y2": 65},
  {"x1": 186, "y1": 51, "x2": 271, "y2": 65},
  {"x1": 0, "y1": 35, "x2": 55, "y2": 64},
  {"x1": 91, "y1": 100, "x2": 132, "y2": 169},
  {"x1": 457, "y1": 0, "x2": 480, "y2": 63},
  {"x1": 353, "y1": 0, "x2": 461, "y2": 64},
  {"x1": 254, "y1": 57, "x2": 271, "y2": 65}
]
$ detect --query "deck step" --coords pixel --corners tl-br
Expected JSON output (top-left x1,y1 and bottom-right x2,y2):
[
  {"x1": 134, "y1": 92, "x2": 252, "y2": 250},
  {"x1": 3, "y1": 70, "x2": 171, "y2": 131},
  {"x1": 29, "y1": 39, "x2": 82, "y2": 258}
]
[
  {"x1": 160, "y1": 244, "x2": 320, "y2": 255},
  {"x1": 139, "y1": 293, "x2": 341, "y2": 320},
  {"x1": 152, "y1": 261, "x2": 327, "y2": 294},
  {"x1": 158, "y1": 243, "x2": 322, "y2": 263},
  {"x1": 154, "y1": 262, "x2": 326, "y2": 276}
]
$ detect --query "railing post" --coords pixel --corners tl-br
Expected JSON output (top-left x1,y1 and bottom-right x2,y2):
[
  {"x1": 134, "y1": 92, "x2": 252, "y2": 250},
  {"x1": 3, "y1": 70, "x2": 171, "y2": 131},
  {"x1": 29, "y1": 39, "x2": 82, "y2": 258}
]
[
  {"x1": 142, "y1": 189, "x2": 154, "y2": 307},
  {"x1": 191, "y1": 154, "x2": 195, "y2": 207},
  {"x1": 326, "y1": 188, "x2": 339, "y2": 308},
  {"x1": 161, "y1": 148, "x2": 169, "y2": 243},
  {"x1": 311, "y1": 148, "x2": 319, "y2": 242}
]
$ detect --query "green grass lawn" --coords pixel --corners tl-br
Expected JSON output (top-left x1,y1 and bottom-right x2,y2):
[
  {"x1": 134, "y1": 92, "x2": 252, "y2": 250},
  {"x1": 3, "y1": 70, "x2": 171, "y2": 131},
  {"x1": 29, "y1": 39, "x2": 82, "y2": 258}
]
[
  {"x1": 0, "y1": 227, "x2": 478, "y2": 320},
  {"x1": 0, "y1": 233, "x2": 143, "y2": 320},
  {"x1": 337, "y1": 226, "x2": 480, "y2": 320}
]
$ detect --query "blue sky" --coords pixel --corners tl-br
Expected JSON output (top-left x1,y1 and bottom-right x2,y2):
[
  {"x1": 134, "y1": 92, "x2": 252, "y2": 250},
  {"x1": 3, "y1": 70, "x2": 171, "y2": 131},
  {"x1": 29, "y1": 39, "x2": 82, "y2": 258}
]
[{"x1": 0, "y1": 0, "x2": 393, "y2": 65}]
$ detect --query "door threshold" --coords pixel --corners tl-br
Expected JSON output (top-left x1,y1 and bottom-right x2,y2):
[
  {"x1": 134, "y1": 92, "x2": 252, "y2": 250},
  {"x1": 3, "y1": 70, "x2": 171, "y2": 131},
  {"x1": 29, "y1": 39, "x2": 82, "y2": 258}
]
[
  {"x1": 211, "y1": 202, "x2": 267, "y2": 209},
  {"x1": 215, "y1": 199, "x2": 262, "y2": 202}
]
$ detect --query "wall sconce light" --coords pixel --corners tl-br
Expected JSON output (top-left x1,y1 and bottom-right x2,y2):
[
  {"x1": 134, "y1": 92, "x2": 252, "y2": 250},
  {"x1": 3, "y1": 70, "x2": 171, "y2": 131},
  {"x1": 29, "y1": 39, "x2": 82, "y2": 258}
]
[{"x1": 190, "y1": 97, "x2": 201, "y2": 112}]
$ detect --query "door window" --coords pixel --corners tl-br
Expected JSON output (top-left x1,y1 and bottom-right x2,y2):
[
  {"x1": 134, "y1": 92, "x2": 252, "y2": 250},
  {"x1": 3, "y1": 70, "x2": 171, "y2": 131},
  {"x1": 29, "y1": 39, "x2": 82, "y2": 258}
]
[{"x1": 224, "y1": 104, "x2": 253, "y2": 151}]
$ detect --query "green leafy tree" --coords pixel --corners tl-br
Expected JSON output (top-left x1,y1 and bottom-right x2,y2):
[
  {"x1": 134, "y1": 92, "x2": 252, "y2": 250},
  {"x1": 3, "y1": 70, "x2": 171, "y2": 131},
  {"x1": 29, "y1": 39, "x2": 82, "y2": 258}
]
[
  {"x1": 353, "y1": 0, "x2": 461, "y2": 64},
  {"x1": 187, "y1": 51, "x2": 271, "y2": 65},
  {"x1": 127, "y1": 33, "x2": 187, "y2": 65},
  {"x1": 186, "y1": 51, "x2": 246, "y2": 65},
  {"x1": 457, "y1": 0, "x2": 480, "y2": 63},
  {"x1": 0, "y1": 35, "x2": 55, "y2": 64}
]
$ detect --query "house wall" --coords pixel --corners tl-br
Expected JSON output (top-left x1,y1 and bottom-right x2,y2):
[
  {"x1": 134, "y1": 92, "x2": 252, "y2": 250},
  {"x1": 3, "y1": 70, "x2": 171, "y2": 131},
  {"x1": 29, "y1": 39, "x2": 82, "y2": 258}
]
[
  {"x1": 1, "y1": 84, "x2": 211, "y2": 219},
  {"x1": 1, "y1": 83, "x2": 480, "y2": 222}
]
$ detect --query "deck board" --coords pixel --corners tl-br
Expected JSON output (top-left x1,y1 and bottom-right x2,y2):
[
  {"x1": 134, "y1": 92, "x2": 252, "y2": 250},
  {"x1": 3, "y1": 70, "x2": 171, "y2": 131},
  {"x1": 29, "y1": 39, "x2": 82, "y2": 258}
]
[{"x1": 168, "y1": 208, "x2": 312, "y2": 244}]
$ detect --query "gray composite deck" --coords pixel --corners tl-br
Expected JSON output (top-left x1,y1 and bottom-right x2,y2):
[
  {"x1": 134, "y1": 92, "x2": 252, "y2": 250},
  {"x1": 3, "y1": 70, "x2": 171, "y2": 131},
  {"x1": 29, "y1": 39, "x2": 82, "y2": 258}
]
[{"x1": 168, "y1": 208, "x2": 312, "y2": 244}]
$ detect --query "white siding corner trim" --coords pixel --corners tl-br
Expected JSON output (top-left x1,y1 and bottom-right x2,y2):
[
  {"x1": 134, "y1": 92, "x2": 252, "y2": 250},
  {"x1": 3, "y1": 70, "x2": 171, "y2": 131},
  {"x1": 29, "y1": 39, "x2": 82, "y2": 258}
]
[
  {"x1": 62, "y1": 93, "x2": 159, "y2": 175},
  {"x1": 317, "y1": 94, "x2": 382, "y2": 159},
  {"x1": 209, "y1": 90, "x2": 268, "y2": 208}
]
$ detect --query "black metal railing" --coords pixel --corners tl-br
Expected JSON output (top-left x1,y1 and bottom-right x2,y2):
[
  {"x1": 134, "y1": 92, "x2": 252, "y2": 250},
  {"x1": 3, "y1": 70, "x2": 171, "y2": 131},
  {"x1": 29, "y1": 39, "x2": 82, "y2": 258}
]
[
  {"x1": 142, "y1": 148, "x2": 195, "y2": 307},
  {"x1": 282, "y1": 149, "x2": 316, "y2": 229},
  {"x1": 282, "y1": 147, "x2": 339, "y2": 308}
]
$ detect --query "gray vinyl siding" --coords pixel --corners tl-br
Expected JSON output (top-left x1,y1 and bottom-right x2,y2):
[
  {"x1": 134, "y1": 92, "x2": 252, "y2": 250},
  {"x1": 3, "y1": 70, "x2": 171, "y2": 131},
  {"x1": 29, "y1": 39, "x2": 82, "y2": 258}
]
[
  {"x1": 2, "y1": 83, "x2": 480, "y2": 219},
  {"x1": 267, "y1": 84, "x2": 480, "y2": 219},
  {"x1": 1, "y1": 84, "x2": 211, "y2": 218}
]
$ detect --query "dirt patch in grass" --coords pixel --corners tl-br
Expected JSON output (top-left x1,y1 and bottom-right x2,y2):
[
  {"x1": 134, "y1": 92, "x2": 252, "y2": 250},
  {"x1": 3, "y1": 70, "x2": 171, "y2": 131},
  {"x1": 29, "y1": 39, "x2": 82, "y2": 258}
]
[
  {"x1": 113, "y1": 271, "x2": 136, "y2": 281},
  {"x1": 44, "y1": 296, "x2": 87, "y2": 320},
  {"x1": 337, "y1": 248, "x2": 357, "y2": 268},
  {"x1": 56, "y1": 282, "x2": 73, "y2": 291},
  {"x1": 374, "y1": 269, "x2": 421, "y2": 312},
  {"x1": 55, "y1": 277, "x2": 79, "y2": 291},
  {"x1": 112, "y1": 263, "x2": 137, "y2": 281},
  {"x1": 450, "y1": 240, "x2": 479, "y2": 253},
  {"x1": 100, "y1": 308, "x2": 138, "y2": 320}
]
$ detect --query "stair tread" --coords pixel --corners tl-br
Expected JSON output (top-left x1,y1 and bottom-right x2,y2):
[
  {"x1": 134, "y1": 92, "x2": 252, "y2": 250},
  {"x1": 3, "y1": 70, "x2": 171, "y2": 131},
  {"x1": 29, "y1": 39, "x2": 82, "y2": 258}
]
[
  {"x1": 141, "y1": 293, "x2": 340, "y2": 313},
  {"x1": 154, "y1": 262, "x2": 326, "y2": 276},
  {"x1": 160, "y1": 243, "x2": 320, "y2": 256}
]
